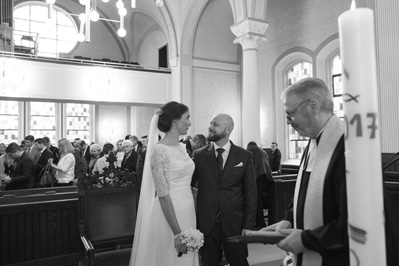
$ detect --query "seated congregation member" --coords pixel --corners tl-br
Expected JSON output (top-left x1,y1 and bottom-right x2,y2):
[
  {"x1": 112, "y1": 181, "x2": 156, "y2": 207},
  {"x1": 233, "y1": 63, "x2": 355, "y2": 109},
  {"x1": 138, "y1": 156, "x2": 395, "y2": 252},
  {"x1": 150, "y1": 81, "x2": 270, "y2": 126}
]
[
  {"x1": 23, "y1": 135, "x2": 41, "y2": 163},
  {"x1": 115, "y1": 139, "x2": 125, "y2": 168},
  {"x1": 269, "y1": 142, "x2": 281, "y2": 173},
  {"x1": 262, "y1": 78, "x2": 349, "y2": 266},
  {"x1": 34, "y1": 138, "x2": 54, "y2": 185},
  {"x1": 129, "y1": 135, "x2": 139, "y2": 152},
  {"x1": 43, "y1": 136, "x2": 60, "y2": 164},
  {"x1": 49, "y1": 138, "x2": 75, "y2": 186},
  {"x1": 93, "y1": 143, "x2": 114, "y2": 174},
  {"x1": 0, "y1": 153, "x2": 14, "y2": 177},
  {"x1": 136, "y1": 141, "x2": 144, "y2": 155},
  {"x1": 192, "y1": 134, "x2": 207, "y2": 151},
  {"x1": 76, "y1": 139, "x2": 91, "y2": 165},
  {"x1": 0, "y1": 153, "x2": 9, "y2": 175},
  {"x1": 88, "y1": 144, "x2": 102, "y2": 174},
  {"x1": 246, "y1": 141, "x2": 273, "y2": 229},
  {"x1": 20, "y1": 140, "x2": 26, "y2": 149},
  {"x1": 121, "y1": 140, "x2": 138, "y2": 173},
  {"x1": 0, "y1": 143, "x2": 6, "y2": 156},
  {"x1": 2, "y1": 142, "x2": 36, "y2": 190},
  {"x1": 72, "y1": 145, "x2": 87, "y2": 183}
]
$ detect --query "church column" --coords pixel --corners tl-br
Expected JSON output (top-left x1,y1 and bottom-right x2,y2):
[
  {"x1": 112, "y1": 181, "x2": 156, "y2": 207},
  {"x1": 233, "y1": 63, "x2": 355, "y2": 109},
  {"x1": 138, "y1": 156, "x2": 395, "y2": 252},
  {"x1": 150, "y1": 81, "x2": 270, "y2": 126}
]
[{"x1": 231, "y1": 20, "x2": 267, "y2": 146}]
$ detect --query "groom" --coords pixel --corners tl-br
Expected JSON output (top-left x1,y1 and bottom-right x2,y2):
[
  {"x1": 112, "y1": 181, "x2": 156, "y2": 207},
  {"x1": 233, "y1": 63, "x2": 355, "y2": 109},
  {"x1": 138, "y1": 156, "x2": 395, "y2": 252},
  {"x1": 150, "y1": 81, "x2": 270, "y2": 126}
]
[{"x1": 191, "y1": 114, "x2": 257, "y2": 266}]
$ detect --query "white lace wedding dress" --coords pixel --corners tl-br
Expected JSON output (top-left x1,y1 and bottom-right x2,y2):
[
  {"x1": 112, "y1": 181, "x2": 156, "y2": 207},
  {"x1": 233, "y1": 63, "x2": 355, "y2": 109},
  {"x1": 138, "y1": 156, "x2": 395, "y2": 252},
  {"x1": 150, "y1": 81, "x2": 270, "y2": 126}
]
[{"x1": 130, "y1": 143, "x2": 199, "y2": 266}]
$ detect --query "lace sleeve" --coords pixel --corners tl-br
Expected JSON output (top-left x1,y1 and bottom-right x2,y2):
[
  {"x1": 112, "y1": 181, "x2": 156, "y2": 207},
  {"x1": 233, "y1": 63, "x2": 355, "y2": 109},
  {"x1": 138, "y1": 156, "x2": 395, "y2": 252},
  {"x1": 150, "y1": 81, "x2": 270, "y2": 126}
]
[{"x1": 150, "y1": 145, "x2": 169, "y2": 197}]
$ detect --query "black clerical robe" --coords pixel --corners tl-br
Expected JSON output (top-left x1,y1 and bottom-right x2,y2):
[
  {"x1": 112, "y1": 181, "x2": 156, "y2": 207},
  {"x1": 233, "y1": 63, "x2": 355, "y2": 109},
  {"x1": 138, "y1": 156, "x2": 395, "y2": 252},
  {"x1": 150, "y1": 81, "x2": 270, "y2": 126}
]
[{"x1": 284, "y1": 115, "x2": 349, "y2": 266}]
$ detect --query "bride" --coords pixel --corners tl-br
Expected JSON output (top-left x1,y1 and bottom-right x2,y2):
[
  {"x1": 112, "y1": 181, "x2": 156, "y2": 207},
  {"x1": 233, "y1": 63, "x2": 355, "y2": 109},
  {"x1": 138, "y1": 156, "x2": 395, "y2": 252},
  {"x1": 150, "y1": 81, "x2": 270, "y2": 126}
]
[{"x1": 130, "y1": 101, "x2": 199, "y2": 266}]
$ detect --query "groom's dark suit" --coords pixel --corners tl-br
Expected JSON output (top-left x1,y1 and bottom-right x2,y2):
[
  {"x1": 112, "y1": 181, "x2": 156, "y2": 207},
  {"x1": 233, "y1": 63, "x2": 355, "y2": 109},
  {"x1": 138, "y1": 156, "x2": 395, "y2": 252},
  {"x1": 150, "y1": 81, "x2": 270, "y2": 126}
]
[{"x1": 192, "y1": 141, "x2": 257, "y2": 266}]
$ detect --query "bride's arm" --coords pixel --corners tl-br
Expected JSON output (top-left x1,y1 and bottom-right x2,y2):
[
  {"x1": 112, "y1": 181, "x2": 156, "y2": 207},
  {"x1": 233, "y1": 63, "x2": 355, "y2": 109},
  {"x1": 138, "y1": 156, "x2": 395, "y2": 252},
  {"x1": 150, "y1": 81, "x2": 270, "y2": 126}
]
[
  {"x1": 151, "y1": 148, "x2": 188, "y2": 255},
  {"x1": 158, "y1": 195, "x2": 183, "y2": 236}
]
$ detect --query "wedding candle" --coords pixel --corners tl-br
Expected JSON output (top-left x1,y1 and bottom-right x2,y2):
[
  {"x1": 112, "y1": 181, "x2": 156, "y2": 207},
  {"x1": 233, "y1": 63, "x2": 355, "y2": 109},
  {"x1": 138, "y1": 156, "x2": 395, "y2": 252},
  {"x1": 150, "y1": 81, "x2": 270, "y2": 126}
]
[{"x1": 338, "y1": 1, "x2": 386, "y2": 266}]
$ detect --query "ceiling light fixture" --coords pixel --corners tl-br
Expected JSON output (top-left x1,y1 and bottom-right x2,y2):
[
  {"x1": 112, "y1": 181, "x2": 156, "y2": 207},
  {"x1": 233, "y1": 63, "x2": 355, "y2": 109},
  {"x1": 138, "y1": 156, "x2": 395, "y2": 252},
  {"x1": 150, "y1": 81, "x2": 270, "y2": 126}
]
[
  {"x1": 47, "y1": 0, "x2": 163, "y2": 43},
  {"x1": 155, "y1": 0, "x2": 164, "y2": 7}
]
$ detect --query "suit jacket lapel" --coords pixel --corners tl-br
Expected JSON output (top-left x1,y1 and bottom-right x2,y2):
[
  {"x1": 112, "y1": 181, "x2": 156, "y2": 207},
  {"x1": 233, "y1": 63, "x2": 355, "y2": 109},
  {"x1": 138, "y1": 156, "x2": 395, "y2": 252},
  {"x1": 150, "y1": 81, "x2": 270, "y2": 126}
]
[{"x1": 220, "y1": 142, "x2": 238, "y2": 182}]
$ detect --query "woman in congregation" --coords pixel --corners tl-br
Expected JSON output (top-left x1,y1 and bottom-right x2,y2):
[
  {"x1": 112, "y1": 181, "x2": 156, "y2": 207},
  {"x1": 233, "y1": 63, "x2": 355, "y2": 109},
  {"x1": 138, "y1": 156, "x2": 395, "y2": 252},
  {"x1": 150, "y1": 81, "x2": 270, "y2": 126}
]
[
  {"x1": 49, "y1": 138, "x2": 75, "y2": 186},
  {"x1": 130, "y1": 101, "x2": 198, "y2": 266},
  {"x1": 88, "y1": 144, "x2": 102, "y2": 173},
  {"x1": 115, "y1": 139, "x2": 125, "y2": 168},
  {"x1": 93, "y1": 143, "x2": 114, "y2": 174}
]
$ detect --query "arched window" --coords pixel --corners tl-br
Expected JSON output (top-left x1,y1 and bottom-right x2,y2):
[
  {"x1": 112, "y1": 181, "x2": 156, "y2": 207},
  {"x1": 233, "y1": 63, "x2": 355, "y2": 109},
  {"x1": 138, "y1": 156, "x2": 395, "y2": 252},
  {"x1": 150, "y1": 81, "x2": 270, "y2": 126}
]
[
  {"x1": 286, "y1": 61, "x2": 312, "y2": 159},
  {"x1": 331, "y1": 54, "x2": 344, "y2": 118},
  {"x1": 14, "y1": 2, "x2": 78, "y2": 57}
]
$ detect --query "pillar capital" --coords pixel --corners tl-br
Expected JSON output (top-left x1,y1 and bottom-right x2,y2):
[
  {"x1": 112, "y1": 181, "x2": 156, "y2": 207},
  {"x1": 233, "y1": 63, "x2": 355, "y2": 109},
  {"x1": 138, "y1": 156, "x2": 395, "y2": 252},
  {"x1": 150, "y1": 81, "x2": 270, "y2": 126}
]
[
  {"x1": 231, "y1": 18, "x2": 268, "y2": 50},
  {"x1": 233, "y1": 33, "x2": 267, "y2": 50}
]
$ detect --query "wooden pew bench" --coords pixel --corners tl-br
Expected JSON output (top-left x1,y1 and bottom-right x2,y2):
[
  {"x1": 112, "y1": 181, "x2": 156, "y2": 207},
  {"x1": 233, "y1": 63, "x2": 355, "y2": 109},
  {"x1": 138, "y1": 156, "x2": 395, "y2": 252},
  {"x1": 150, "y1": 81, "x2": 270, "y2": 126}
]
[
  {"x1": 267, "y1": 173, "x2": 297, "y2": 224},
  {"x1": 78, "y1": 153, "x2": 140, "y2": 266},
  {"x1": 382, "y1": 153, "x2": 399, "y2": 266},
  {"x1": 0, "y1": 186, "x2": 80, "y2": 266}
]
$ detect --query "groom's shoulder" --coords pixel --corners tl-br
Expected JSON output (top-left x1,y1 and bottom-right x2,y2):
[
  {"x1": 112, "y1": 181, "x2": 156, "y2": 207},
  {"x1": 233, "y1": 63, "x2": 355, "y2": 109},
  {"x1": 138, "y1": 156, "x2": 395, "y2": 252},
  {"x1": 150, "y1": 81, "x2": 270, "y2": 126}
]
[
  {"x1": 196, "y1": 143, "x2": 212, "y2": 155},
  {"x1": 230, "y1": 142, "x2": 251, "y2": 157}
]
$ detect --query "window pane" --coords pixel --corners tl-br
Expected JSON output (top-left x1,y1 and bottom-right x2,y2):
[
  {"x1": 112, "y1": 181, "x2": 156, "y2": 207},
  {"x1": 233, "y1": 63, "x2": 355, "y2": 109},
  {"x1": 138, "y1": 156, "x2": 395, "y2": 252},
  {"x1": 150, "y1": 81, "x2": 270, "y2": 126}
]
[
  {"x1": 30, "y1": 21, "x2": 44, "y2": 37},
  {"x1": 14, "y1": 3, "x2": 78, "y2": 57},
  {"x1": 39, "y1": 38, "x2": 57, "y2": 54},
  {"x1": 58, "y1": 25, "x2": 77, "y2": 41},
  {"x1": 30, "y1": 102, "x2": 56, "y2": 143},
  {"x1": 58, "y1": 40, "x2": 76, "y2": 53},
  {"x1": 58, "y1": 12, "x2": 73, "y2": 26},
  {"x1": 30, "y1": 5, "x2": 46, "y2": 21},
  {"x1": 287, "y1": 62, "x2": 313, "y2": 86},
  {"x1": 332, "y1": 55, "x2": 342, "y2": 75},
  {"x1": 0, "y1": 101, "x2": 20, "y2": 142},
  {"x1": 14, "y1": 6, "x2": 28, "y2": 19},
  {"x1": 66, "y1": 103, "x2": 91, "y2": 142},
  {"x1": 286, "y1": 61, "x2": 312, "y2": 159},
  {"x1": 331, "y1": 54, "x2": 344, "y2": 118}
]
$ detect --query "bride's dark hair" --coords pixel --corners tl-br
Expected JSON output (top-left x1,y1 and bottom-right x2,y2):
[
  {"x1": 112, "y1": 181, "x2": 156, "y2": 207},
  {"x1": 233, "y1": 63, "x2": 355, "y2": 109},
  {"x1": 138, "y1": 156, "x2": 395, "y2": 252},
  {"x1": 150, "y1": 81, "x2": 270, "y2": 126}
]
[{"x1": 158, "y1": 101, "x2": 189, "y2": 133}]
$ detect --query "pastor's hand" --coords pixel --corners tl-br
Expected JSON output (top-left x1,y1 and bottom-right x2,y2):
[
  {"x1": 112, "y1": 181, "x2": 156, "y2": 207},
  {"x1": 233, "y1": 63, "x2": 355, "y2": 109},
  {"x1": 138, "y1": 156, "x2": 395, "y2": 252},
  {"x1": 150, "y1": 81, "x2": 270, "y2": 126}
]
[{"x1": 260, "y1": 220, "x2": 292, "y2": 232}]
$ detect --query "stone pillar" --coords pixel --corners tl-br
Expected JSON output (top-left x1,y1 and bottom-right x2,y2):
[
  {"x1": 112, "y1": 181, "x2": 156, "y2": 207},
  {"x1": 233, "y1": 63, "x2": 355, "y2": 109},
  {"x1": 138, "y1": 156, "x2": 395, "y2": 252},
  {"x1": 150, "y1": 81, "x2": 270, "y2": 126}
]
[{"x1": 231, "y1": 19, "x2": 268, "y2": 146}]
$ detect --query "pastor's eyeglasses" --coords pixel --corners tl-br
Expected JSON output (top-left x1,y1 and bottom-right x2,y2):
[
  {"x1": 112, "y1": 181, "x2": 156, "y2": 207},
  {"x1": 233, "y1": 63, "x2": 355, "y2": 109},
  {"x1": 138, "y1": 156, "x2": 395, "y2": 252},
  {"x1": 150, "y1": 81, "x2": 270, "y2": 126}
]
[{"x1": 286, "y1": 99, "x2": 310, "y2": 120}]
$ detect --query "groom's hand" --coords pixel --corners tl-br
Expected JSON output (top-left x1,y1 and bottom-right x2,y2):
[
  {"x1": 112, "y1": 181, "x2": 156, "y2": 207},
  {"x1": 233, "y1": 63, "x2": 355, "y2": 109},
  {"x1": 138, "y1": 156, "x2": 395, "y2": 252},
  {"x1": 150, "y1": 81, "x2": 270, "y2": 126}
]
[{"x1": 241, "y1": 229, "x2": 251, "y2": 236}]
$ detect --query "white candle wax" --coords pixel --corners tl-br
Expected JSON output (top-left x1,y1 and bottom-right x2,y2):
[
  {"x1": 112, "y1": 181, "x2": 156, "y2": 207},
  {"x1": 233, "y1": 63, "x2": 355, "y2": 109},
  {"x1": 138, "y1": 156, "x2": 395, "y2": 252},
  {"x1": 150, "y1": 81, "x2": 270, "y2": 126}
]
[{"x1": 338, "y1": 7, "x2": 386, "y2": 266}]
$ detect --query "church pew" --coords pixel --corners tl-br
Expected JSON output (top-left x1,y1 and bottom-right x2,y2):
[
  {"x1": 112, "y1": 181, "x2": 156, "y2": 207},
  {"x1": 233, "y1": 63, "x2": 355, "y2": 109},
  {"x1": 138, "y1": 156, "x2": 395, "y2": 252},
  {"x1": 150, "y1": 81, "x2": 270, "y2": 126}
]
[
  {"x1": 267, "y1": 173, "x2": 297, "y2": 225},
  {"x1": 78, "y1": 153, "x2": 140, "y2": 266},
  {"x1": 0, "y1": 186, "x2": 79, "y2": 266},
  {"x1": 382, "y1": 152, "x2": 399, "y2": 266},
  {"x1": 384, "y1": 172, "x2": 399, "y2": 266}
]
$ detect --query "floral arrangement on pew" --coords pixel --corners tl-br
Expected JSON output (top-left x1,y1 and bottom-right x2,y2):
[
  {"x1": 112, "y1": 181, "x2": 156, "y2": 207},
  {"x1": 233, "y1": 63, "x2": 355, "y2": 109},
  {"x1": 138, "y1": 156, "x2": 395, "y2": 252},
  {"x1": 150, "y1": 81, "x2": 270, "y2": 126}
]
[{"x1": 178, "y1": 227, "x2": 204, "y2": 257}]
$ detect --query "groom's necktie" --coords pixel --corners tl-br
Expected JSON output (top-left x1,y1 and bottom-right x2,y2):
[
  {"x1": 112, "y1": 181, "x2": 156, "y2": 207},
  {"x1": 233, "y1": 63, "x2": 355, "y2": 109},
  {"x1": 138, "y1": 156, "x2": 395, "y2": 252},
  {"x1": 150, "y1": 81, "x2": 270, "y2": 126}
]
[{"x1": 216, "y1": 148, "x2": 224, "y2": 175}]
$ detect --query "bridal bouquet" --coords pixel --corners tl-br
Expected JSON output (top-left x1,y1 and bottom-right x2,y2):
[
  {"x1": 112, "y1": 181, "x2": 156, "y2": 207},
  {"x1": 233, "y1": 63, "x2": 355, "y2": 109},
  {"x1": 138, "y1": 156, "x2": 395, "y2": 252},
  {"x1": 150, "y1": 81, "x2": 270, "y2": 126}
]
[{"x1": 178, "y1": 227, "x2": 204, "y2": 257}]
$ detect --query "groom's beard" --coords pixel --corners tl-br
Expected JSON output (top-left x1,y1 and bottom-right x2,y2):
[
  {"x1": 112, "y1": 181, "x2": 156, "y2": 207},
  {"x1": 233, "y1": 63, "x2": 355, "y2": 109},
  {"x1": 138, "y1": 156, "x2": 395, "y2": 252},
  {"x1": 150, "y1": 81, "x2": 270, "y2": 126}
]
[{"x1": 207, "y1": 130, "x2": 227, "y2": 142}]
